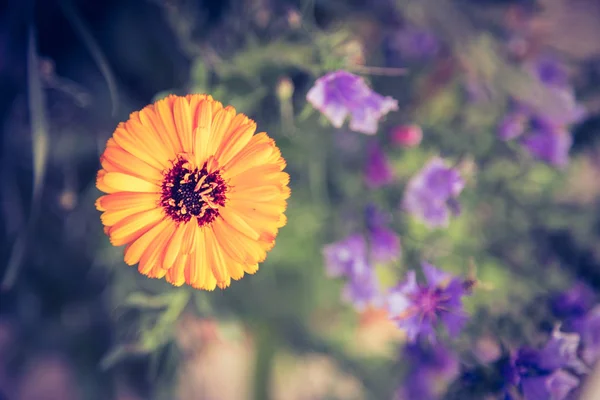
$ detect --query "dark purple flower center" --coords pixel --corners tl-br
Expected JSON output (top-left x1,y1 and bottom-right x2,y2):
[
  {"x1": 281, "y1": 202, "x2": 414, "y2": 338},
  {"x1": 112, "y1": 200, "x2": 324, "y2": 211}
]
[
  {"x1": 160, "y1": 157, "x2": 227, "y2": 226},
  {"x1": 416, "y1": 287, "x2": 444, "y2": 316}
]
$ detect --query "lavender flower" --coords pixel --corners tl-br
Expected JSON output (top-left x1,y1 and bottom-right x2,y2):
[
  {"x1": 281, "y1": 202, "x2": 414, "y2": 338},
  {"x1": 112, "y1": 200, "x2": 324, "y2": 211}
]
[
  {"x1": 323, "y1": 233, "x2": 368, "y2": 279},
  {"x1": 388, "y1": 25, "x2": 440, "y2": 62},
  {"x1": 550, "y1": 282, "x2": 596, "y2": 320},
  {"x1": 572, "y1": 305, "x2": 600, "y2": 366},
  {"x1": 387, "y1": 263, "x2": 470, "y2": 342},
  {"x1": 521, "y1": 127, "x2": 572, "y2": 168},
  {"x1": 507, "y1": 327, "x2": 586, "y2": 400},
  {"x1": 402, "y1": 157, "x2": 465, "y2": 228},
  {"x1": 306, "y1": 70, "x2": 398, "y2": 135},
  {"x1": 369, "y1": 226, "x2": 401, "y2": 264},
  {"x1": 528, "y1": 54, "x2": 569, "y2": 88},
  {"x1": 342, "y1": 269, "x2": 384, "y2": 311},
  {"x1": 323, "y1": 235, "x2": 379, "y2": 310},
  {"x1": 520, "y1": 370, "x2": 580, "y2": 400},
  {"x1": 365, "y1": 204, "x2": 401, "y2": 264},
  {"x1": 365, "y1": 142, "x2": 394, "y2": 188},
  {"x1": 535, "y1": 328, "x2": 588, "y2": 374},
  {"x1": 395, "y1": 341, "x2": 460, "y2": 400}
]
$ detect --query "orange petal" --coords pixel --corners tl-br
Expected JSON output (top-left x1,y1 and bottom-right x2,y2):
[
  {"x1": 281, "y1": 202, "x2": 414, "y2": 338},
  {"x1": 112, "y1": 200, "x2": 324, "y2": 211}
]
[
  {"x1": 204, "y1": 226, "x2": 231, "y2": 289},
  {"x1": 243, "y1": 263, "x2": 259, "y2": 274},
  {"x1": 124, "y1": 218, "x2": 171, "y2": 265},
  {"x1": 173, "y1": 97, "x2": 193, "y2": 155},
  {"x1": 212, "y1": 217, "x2": 265, "y2": 265},
  {"x1": 222, "y1": 132, "x2": 274, "y2": 170},
  {"x1": 101, "y1": 146, "x2": 163, "y2": 182},
  {"x1": 138, "y1": 219, "x2": 176, "y2": 276},
  {"x1": 201, "y1": 254, "x2": 217, "y2": 290},
  {"x1": 108, "y1": 208, "x2": 165, "y2": 246},
  {"x1": 208, "y1": 105, "x2": 235, "y2": 155},
  {"x1": 227, "y1": 165, "x2": 289, "y2": 190},
  {"x1": 166, "y1": 253, "x2": 187, "y2": 286},
  {"x1": 186, "y1": 228, "x2": 216, "y2": 291},
  {"x1": 155, "y1": 95, "x2": 184, "y2": 151},
  {"x1": 181, "y1": 217, "x2": 197, "y2": 254},
  {"x1": 185, "y1": 247, "x2": 202, "y2": 288},
  {"x1": 186, "y1": 95, "x2": 206, "y2": 132},
  {"x1": 96, "y1": 170, "x2": 116, "y2": 193},
  {"x1": 112, "y1": 125, "x2": 166, "y2": 170},
  {"x1": 214, "y1": 121, "x2": 256, "y2": 166},
  {"x1": 229, "y1": 185, "x2": 288, "y2": 203},
  {"x1": 163, "y1": 221, "x2": 187, "y2": 270},
  {"x1": 138, "y1": 105, "x2": 182, "y2": 155},
  {"x1": 219, "y1": 206, "x2": 260, "y2": 240},
  {"x1": 126, "y1": 113, "x2": 176, "y2": 165},
  {"x1": 193, "y1": 100, "x2": 213, "y2": 166},
  {"x1": 101, "y1": 200, "x2": 158, "y2": 226},
  {"x1": 102, "y1": 172, "x2": 160, "y2": 193},
  {"x1": 96, "y1": 193, "x2": 159, "y2": 212},
  {"x1": 227, "y1": 260, "x2": 245, "y2": 281}
]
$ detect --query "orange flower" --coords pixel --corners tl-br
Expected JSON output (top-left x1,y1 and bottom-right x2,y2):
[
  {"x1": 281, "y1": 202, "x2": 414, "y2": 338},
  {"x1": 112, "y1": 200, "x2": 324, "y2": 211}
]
[{"x1": 96, "y1": 94, "x2": 290, "y2": 290}]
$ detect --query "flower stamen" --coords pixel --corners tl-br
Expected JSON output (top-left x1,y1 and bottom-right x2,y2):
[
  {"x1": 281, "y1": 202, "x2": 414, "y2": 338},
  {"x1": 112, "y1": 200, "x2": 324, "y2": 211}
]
[{"x1": 161, "y1": 157, "x2": 227, "y2": 226}]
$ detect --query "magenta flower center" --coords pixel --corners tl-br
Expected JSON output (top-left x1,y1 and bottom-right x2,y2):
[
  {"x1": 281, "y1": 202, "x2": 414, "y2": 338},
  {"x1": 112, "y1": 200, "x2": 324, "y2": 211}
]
[
  {"x1": 161, "y1": 157, "x2": 227, "y2": 226},
  {"x1": 416, "y1": 287, "x2": 443, "y2": 316}
]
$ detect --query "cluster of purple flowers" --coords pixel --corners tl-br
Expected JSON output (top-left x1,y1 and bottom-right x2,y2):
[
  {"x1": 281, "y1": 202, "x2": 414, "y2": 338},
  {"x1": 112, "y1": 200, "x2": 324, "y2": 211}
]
[
  {"x1": 498, "y1": 54, "x2": 586, "y2": 167},
  {"x1": 325, "y1": 221, "x2": 474, "y2": 343},
  {"x1": 307, "y1": 12, "x2": 589, "y2": 400},
  {"x1": 312, "y1": 55, "x2": 471, "y2": 357},
  {"x1": 492, "y1": 283, "x2": 600, "y2": 399},
  {"x1": 323, "y1": 205, "x2": 401, "y2": 310},
  {"x1": 446, "y1": 283, "x2": 600, "y2": 400}
]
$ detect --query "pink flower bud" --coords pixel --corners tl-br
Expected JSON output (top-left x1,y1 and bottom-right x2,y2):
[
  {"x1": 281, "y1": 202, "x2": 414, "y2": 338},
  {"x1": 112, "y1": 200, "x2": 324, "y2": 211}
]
[{"x1": 390, "y1": 124, "x2": 422, "y2": 147}]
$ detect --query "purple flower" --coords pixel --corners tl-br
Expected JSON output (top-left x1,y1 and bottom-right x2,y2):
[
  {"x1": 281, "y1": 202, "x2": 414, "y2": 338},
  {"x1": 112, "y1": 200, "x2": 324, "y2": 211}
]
[
  {"x1": 323, "y1": 233, "x2": 368, "y2": 278},
  {"x1": 521, "y1": 370, "x2": 579, "y2": 400},
  {"x1": 386, "y1": 263, "x2": 470, "y2": 342},
  {"x1": 365, "y1": 142, "x2": 394, "y2": 188},
  {"x1": 536, "y1": 328, "x2": 588, "y2": 374},
  {"x1": 508, "y1": 327, "x2": 587, "y2": 399},
  {"x1": 395, "y1": 341, "x2": 460, "y2": 400},
  {"x1": 497, "y1": 51, "x2": 586, "y2": 168},
  {"x1": 497, "y1": 103, "x2": 577, "y2": 168},
  {"x1": 364, "y1": 204, "x2": 401, "y2": 264},
  {"x1": 521, "y1": 127, "x2": 572, "y2": 168},
  {"x1": 542, "y1": 88, "x2": 587, "y2": 127},
  {"x1": 572, "y1": 305, "x2": 600, "y2": 366},
  {"x1": 323, "y1": 235, "x2": 380, "y2": 309},
  {"x1": 342, "y1": 269, "x2": 384, "y2": 311},
  {"x1": 529, "y1": 54, "x2": 569, "y2": 88},
  {"x1": 402, "y1": 158, "x2": 465, "y2": 228},
  {"x1": 550, "y1": 282, "x2": 596, "y2": 320},
  {"x1": 388, "y1": 25, "x2": 440, "y2": 62},
  {"x1": 306, "y1": 70, "x2": 398, "y2": 135},
  {"x1": 369, "y1": 226, "x2": 401, "y2": 264}
]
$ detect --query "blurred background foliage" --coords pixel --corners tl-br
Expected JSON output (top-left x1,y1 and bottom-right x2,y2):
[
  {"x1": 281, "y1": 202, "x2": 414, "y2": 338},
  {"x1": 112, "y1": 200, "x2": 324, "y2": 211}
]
[{"x1": 1, "y1": 0, "x2": 600, "y2": 399}]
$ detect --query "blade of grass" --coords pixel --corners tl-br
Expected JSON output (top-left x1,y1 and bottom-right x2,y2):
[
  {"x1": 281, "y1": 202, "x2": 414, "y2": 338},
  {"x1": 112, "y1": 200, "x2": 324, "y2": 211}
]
[
  {"x1": 59, "y1": 0, "x2": 119, "y2": 116},
  {"x1": 2, "y1": 25, "x2": 49, "y2": 290}
]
